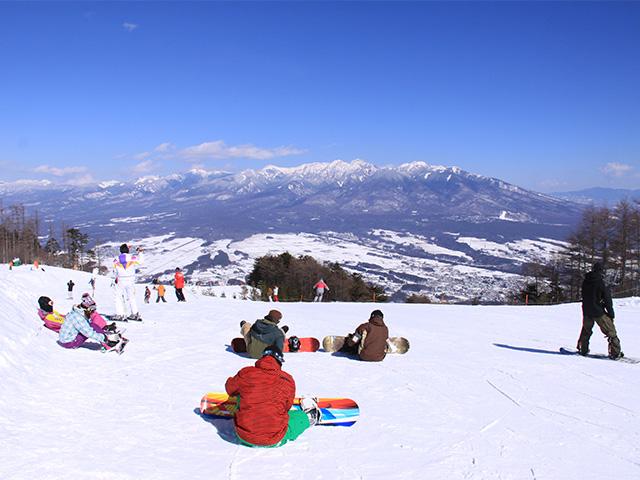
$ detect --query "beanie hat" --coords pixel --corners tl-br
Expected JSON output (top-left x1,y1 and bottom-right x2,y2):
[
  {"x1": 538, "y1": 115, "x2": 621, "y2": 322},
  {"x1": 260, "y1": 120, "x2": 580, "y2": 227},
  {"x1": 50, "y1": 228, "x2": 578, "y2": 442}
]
[
  {"x1": 593, "y1": 262, "x2": 604, "y2": 273},
  {"x1": 38, "y1": 296, "x2": 53, "y2": 313},
  {"x1": 267, "y1": 309, "x2": 283, "y2": 322},
  {"x1": 262, "y1": 344, "x2": 285, "y2": 365},
  {"x1": 370, "y1": 309, "x2": 384, "y2": 319},
  {"x1": 120, "y1": 244, "x2": 130, "y2": 253},
  {"x1": 81, "y1": 293, "x2": 97, "y2": 311}
]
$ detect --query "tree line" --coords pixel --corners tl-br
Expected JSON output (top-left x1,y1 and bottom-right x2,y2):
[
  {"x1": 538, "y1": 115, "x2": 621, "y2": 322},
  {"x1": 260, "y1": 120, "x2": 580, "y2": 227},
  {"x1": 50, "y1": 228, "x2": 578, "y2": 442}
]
[
  {"x1": 0, "y1": 201, "x2": 100, "y2": 271},
  {"x1": 247, "y1": 252, "x2": 388, "y2": 303},
  {"x1": 513, "y1": 198, "x2": 640, "y2": 304}
]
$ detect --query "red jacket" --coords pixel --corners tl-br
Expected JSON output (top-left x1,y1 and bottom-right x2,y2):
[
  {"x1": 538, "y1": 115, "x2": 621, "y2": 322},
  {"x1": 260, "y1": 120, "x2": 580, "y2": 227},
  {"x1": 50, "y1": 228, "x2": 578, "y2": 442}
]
[
  {"x1": 174, "y1": 271, "x2": 185, "y2": 289},
  {"x1": 225, "y1": 355, "x2": 295, "y2": 446}
]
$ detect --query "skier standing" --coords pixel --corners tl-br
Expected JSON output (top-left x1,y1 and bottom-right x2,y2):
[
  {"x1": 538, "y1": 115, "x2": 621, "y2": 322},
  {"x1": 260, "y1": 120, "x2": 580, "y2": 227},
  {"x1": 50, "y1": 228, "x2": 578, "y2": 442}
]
[
  {"x1": 240, "y1": 310, "x2": 288, "y2": 359},
  {"x1": 144, "y1": 286, "x2": 151, "y2": 304},
  {"x1": 67, "y1": 280, "x2": 75, "y2": 300},
  {"x1": 112, "y1": 244, "x2": 143, "y2": 320},
  {"x1": 174, "y1": 268, "x2": 186, "y2": 302},
  {"x1": 225, "y1": 345, "x2": 320, "y2": 447},
  {"x1": 577, "y1": 262, "x2": 624, "y2": 359},
  {"x1": 273, "y1": 286, "x2": 279, "y2": 302},
  {"x1": 341, "y1": 309, "x2": 390, "y2": 362},
  {"x1": 313, "y1": 278, "x2": 329, "y2": 302},
  {"x1": 154, "y1": 283, "x2": 167, "y2": 303}
]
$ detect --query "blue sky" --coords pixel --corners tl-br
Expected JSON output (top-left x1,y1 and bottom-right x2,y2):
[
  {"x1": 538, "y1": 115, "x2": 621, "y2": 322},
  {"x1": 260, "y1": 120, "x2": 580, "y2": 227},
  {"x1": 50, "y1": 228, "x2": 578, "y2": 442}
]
[{"x1": 1, "y1": 1, "x2": 639, "y2": 193}]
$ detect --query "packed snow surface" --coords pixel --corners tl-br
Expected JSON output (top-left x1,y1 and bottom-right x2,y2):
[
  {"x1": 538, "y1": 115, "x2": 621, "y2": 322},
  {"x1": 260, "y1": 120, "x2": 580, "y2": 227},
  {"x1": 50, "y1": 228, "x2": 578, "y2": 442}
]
[{"x1": 1, "y1": 264, "x2": 639, "y2": 479}]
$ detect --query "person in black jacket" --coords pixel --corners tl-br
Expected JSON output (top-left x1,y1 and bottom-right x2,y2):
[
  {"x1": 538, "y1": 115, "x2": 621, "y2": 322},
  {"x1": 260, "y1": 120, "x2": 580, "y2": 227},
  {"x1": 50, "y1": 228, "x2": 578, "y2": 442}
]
[
  {"x1": 577, "y1": 262, "x2": 623, "y2": 359},
  {"x1": 240, "y1": 310, "x2": 289, "y2": 359}
]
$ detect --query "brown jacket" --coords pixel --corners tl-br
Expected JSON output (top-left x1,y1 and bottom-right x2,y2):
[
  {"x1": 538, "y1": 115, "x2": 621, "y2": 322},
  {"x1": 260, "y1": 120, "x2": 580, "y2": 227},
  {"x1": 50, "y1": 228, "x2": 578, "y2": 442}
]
[{"x1": 347, "y1": 315, "x2": 389, "y2": 362}]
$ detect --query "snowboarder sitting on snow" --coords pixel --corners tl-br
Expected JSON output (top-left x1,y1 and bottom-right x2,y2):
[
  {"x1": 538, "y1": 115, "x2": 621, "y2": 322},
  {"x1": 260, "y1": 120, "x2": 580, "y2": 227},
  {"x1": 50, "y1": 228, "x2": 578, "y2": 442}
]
[
  {"x1": 240, "y1": 310, "x2": 289, "y2": 359},
  {"x1": 58, "y1": 294, "x2": 122, "y2": 351},
  {"x1": 37, "y1": 296, "x2": 66, "y2": 332},
  {"x1": 577, "y1": 262, "x2": 624, "y2": 359},
  {"x1": 340, "y1": 309, "x2": 390, "y2": 362},
  {"x1": 225, "y1": 344, "x2": 321, "y2": 447}
]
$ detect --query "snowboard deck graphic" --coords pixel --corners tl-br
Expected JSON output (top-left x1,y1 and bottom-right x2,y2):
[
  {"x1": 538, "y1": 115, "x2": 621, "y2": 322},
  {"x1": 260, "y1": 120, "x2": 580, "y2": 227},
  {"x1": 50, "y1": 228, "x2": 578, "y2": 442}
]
[
  {"x1": 559, "y1": 347, "x2": 639, "y2": 364},
  {"x1": 200, "y1": 392, "x2": 358, "y2": 426},
  {"x1": 323, "y1": 335, "x2": 410, "y2": 354},
  {"x1": 231, "y1": 337, "x2": 320, "y2": 353}
]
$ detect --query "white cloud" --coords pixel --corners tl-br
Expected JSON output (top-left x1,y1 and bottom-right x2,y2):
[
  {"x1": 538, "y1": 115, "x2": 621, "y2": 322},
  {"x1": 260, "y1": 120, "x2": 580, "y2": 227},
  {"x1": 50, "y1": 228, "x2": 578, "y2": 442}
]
[
  {"x1": 66, "y1": 174, "x2": 96, "y2": 186},
  {"x1": 133, "y1": 151, "x2": 152, "y2": 160},
  {"x1": 31, "y1": 165, "x2": 88, "y2": 176},
  {"x1": 175, "y1": 140, "x2": 306, "y2": 161},
  {"x1": 123, "y1": 22, "x2": 138, "y2": 32},
  {"x1": 154, "y1": 142, "x2": 173, "y2": 152},
  {"x1": 600, "y1": 162, "x2": 634, "y2": 178},
  {"x1": 132, "y1": 159, "x2": 160, "y2": 175}
]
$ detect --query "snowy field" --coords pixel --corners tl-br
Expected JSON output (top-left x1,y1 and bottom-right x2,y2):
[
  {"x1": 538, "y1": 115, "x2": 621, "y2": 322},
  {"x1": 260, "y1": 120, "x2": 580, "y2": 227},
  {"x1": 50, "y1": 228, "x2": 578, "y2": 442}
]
[{"x1": 1, "y1": 264, "x2": 639, "y2": 480}]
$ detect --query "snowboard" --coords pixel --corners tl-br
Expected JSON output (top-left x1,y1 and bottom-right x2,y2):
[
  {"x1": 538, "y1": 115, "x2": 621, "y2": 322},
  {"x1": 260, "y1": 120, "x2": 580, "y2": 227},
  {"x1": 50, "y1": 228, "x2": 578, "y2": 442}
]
[
  {"x1": 103, "y1": 314, "x2": 143, "y2": 322},
  {"x1": 559, "y1": 347, "x2": 640, "y2": 364},
  {"x1": 323, "y1": 335, "x2": 410, "y2": 354},
  {"x1": 200, "y1": 392, "x2": 359, "y2": 426},
  {"x1": 102, "y1": 336, "x2": 129, "y2": 355},
  {"x1": 231, "y1": 337, "x2": 320, "y2": 353}
]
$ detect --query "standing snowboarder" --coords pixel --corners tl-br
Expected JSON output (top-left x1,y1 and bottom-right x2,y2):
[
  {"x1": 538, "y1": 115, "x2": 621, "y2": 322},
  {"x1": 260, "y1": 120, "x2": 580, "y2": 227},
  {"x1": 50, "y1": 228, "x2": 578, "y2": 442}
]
[
  {"x1": 577, "y1": 262, "x2": 624, "y2": 359},
  {"x1": 313, "y1": 278, "x2": 329, "y2": 302},
  {"x1": 112, "y1": 244, "x2": 144, "y2": 321},
  {"x1": 174, "y1": 268, "x2": 186, "y2": 302},
  {"x1": 67, "y1": 280, "x2": 75, "y2": 300},
  {"x1": 225, "y1": 345, "x2": 320, "y2": 447}
]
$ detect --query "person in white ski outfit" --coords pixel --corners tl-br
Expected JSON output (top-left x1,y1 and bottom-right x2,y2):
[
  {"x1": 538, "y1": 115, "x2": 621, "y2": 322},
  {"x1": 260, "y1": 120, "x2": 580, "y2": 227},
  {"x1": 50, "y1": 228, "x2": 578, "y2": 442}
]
[{"x1": 113, "y1": 244, "x2": 144, "y2": 320}]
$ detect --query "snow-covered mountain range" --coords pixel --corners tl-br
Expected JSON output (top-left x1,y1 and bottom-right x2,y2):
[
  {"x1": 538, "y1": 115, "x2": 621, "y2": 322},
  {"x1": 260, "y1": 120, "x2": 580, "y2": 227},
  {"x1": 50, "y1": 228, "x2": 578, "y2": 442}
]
[{"x1": 1, "y1": 160, "x2": 583, "y2": 302}]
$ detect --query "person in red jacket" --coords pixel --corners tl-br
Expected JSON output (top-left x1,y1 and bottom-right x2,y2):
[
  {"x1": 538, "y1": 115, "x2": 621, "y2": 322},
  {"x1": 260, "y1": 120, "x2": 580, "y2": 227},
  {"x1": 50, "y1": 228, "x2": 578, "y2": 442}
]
[
  {"x1": 174, "y1": 268, "x2": 186, "y2": 302},
  {"x1": 225, "y1": 345, "x2": 321, "y2": 447}
]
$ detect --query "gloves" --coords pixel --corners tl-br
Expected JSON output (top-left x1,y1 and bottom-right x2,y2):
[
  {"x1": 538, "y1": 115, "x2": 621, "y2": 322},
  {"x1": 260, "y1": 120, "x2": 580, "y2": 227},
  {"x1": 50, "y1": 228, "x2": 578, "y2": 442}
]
[{"x1": 281, "y1": 325, "x2": 289, "y2": 334}]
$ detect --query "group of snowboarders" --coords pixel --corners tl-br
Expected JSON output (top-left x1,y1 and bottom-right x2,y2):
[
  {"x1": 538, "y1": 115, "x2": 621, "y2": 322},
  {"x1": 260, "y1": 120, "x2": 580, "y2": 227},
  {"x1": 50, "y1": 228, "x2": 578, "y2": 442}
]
[
  {"x1": 34, "y1": 250, "x2": 625, "y2": 447},
  {"x1": 38, "y1": 293, "x2": 126, "y2": 353},
  {"x1": 228, "y1": 307, "x2": 391, "y2": 446}
]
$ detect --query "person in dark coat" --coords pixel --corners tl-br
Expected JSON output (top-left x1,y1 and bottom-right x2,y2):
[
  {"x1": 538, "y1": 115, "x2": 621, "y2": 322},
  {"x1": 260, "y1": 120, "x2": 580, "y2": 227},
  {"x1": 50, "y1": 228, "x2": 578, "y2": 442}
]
[
  {"x1": 225, "y1": 345, "x2": 320, "y2": 447},
  {"x1": 577, "y1": 262, "x2": 623, "y2": 359},
  {"x1": 341, "y1": 309, "x2": 390, "y2": 362},
  {"x1": 240, "y1": 310, "x2": 288, "y2": 359}
]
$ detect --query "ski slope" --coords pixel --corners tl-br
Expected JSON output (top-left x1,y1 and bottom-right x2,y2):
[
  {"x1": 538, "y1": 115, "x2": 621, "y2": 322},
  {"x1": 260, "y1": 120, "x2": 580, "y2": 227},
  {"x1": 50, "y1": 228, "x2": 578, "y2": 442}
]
[{"x1": 1, "y1": 264, "x2": 639, "y2": 479}]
